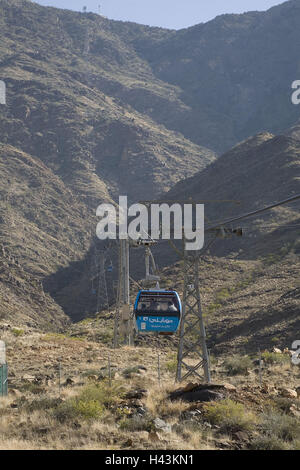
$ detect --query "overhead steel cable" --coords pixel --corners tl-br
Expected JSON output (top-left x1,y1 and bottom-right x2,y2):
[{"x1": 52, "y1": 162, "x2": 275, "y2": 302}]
[{"x1": 206, "y1": 194, "x2": 300, "y2": 232}]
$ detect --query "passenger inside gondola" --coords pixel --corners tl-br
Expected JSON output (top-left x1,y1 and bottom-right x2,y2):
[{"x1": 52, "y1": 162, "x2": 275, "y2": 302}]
[
  {"x1": 167, "y1": 301, "x2": 178, "y2": 312},
  {"x1": 150, "y1": 300, "x2": 160, "y2": 311},
  {"x1": 138, "y1": 302, "x2": 149, "y2": 311},
  {"x1": 137, "y1": 297, "x2": 179, "y2": 314}
]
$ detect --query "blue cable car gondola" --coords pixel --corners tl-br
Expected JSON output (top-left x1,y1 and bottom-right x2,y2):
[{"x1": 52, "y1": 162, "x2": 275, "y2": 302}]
[{"x1": 134, "y1": 289, "x2": 182, "y2": 334}]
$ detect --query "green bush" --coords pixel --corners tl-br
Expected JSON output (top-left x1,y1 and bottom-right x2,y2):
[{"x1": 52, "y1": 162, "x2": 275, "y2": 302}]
[
  {"x1": 272, "y1": 397, "x2": 298, "y2": 414},
  {"x1": 166, "y1": 359, "x2": 177, "y2": 373},
  {"x1": 250, "y1": 436, "x2": 289, "y2": 450},
  {"x1": 203, "y1": 399, "x2": 257, "y2": 434},
  {"x1": 73, "y1": 399, "x2": 104, "y2": 420},
  {"x1": 53, "y1": 382, "x2": 124, "y2": 422},
  {"x1": 96, "y1": 331, "x2": 113, "y2": 345},
  {"x1": 207, "y1": 302, "x2": 222, "y2": 314},
  {"x1": 223, "y1": 355, "x2": 252, "y2": 376},
  {"x1": 236, "y1": 276, "x2": 253, "y2": 289},
  {"x1": 12, "y1": 328, "x2": 24, "y2": 337},
  {"x1": 260, "y1": 412, "x2": 300, "y2": 442},
  {"x1": 78, "y1": 382, "x2": 124, "y2": 407},
  {"x1": 53, "y1": 396, "x2": 104, "y2": 422},
  {"x1": 261, "y1": 352, "x2": 289, "y2": 365},
  {"x1": 53, "y1": 399, "x2": 80, "y2": 422},
  {"x1": 271, "y1": 337, "x2": 280, "y2": 344}
]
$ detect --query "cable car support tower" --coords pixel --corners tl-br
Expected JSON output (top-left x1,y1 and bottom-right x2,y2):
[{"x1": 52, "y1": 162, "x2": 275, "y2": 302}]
[{"x1": 112, "y1": 194, "x2": 300, "y2": 384}]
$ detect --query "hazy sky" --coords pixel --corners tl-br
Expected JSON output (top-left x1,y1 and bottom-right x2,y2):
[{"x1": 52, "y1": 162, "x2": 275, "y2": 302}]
[{"x1": 34, "y1": 0, "x2": 285, "y2": 30}]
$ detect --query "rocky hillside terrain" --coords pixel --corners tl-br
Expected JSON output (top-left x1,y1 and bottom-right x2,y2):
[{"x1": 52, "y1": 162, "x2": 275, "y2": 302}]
[
  {"x1": 0, "y1": 0, "x2": 215, "y2": 325},
  {"x1": 0, "y1": 322, "x2": 298, "y2": 450},
  {"x1": 0, "y1": 1, "x2": 299, "y2": 451},
  {"x1": 158, "y1": 255, "x2": 300, "y2": 356},
  {"x1": 109, "y1": 0, "x2": 300, "y2": 152},
  {"x1": 0, "y1": 0, "x2": 215, "y2": 203},
  {"x1": 0, "y1": 143, "x2": 93, "y2": 328},
  {"x1": 166, "y1": 125, "x2": 300, "y2": 259}
]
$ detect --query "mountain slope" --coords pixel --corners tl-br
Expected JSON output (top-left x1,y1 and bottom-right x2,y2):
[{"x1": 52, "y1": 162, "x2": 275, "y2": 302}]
[
  {"x1": 156, "y1": 253, "x2": 300, "y2": 355},
  {"x1": 112, "y1": 0, "x2": 300, "y2": 152},
  {"x1": 166, "y1": 126, "x2": 300, "y2": 259},
  {"x1": 0, "y1": 0, "x2": 215, "y2": 326},
  {"x1": 0, "y1": 143, "x2": 95, "y2": 327},
  {"x1": 0, "y1": 0, "x2": 299, "y2": 328},
  {"x1": 0, "y1": 0, "x2": 215, "y2": 203},
  {"x1": 3, "y1": 0, "x2": 300, "y2": 160}
]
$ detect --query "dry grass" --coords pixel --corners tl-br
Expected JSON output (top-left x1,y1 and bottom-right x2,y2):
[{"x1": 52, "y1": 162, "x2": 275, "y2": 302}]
[
  {"x1": 146, "y1": 383, "x2": 190, "y2": 418},
  {"x1": 0, "y1": 328, "x2": 299, "y2": 450}
]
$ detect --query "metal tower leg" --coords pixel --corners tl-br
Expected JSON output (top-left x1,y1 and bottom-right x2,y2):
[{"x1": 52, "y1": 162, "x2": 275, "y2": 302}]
[
  {"x1": 114, "y1": 239, "x2": 132, "y2": 347},
  {"x1": 96, "y1": 250, "x2": 109, "y2": 313},
  {"x1": 176, "y1": 247, "x2": 211, "y2": 383}
]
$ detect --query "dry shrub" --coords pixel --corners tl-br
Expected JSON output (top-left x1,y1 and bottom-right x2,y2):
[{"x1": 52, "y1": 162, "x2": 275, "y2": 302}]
[
  {"x1": 223, "y1": 355, "x2": 252, "y2": 376},
  {"x1": 203, "y1": 399, "x2": 257, "y2": 434}
]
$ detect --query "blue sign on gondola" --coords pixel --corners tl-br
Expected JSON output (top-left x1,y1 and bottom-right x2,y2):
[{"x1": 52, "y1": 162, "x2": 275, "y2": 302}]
[{"x1": 135, "y1": 315, "x2": 180, "y2": 333}]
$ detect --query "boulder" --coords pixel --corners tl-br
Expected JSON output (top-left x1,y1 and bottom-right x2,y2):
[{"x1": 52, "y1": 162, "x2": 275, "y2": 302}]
[
  {"x1": 169, "y1": 383, "x2": 226, "y2": 403},
  {"x1": 289, "y1": 406, "x2": 300, "y2": 418},
  {"x1": 280, "y1": 388, "x2": 298, "y2": 399},
  {"x1": 185, "y1": 389, "x2": 224, "y2": 402},
  {"x1": 233, "y1": 431, "x2": 250, "y2": 442},
  {"x1": 222, "y1": 383, "x2": 237, "y2": 392},
  {"x1": 182, "y1": 382, "x2": 199, "y2": 393},
  {"x1": 22, "y1": 374, "x2": 35, "y2": 382},
  {"x1": 154, "y1": 417, "x2": 172, "y2": 433}
]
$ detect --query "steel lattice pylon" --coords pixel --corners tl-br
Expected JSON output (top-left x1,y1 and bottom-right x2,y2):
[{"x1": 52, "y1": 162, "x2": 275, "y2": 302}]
[
  {"x1": 176, "y1": 246, "x2": 211, "y2": 383},
  {"x1": 113, "y1": 242, "x2": 122, "y2": 348},
  {"x1": 96, "y1": 250, "x2": 109, "y2": 313},
  {"x1": 113, "y1": 239, "x2": 132, "y2": 348}
]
